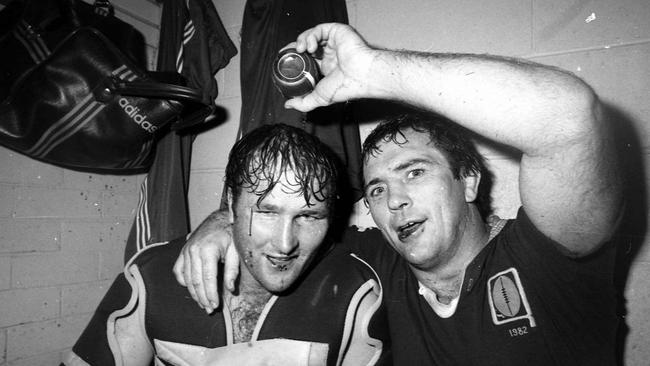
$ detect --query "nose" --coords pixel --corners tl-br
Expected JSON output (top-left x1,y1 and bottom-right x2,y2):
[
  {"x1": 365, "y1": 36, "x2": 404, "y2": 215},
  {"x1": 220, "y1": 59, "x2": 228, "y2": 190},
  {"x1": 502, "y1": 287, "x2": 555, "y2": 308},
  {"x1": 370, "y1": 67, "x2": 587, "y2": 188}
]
[
  {"x1": 275, "y1": 217, "x2": 299, "y2": 254},
  {"x1": 387, "y1": 185, "x2": 411, "y2": 211}
]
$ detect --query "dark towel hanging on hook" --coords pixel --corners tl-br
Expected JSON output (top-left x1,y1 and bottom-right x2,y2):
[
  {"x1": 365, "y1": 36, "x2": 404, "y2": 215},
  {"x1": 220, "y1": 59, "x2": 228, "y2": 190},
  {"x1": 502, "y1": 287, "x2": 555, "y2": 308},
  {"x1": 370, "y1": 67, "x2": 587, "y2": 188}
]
[
  {"x1": 238, "y1": 0, "x2": 364, "y2": 205},
  {"x1": 123, "y1": 0, "x2": 237, "y2": 261}
]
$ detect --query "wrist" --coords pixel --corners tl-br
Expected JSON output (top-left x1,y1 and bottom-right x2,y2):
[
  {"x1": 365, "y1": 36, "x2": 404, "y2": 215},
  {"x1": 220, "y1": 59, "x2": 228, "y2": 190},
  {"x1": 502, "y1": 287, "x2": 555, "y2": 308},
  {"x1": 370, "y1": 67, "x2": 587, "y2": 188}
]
[{"x1": 363, "y1": 48, "x2": 400, "y2": 100}]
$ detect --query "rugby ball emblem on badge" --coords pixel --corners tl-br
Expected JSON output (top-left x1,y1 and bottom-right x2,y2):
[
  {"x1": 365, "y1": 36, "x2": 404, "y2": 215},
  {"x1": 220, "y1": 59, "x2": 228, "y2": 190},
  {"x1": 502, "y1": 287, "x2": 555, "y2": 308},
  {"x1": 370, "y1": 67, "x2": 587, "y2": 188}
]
[
  {"x1": 487, "y1": 267, "x2": 536, "y2": 327},
  {"x1": 491, "y1": 275, "x2": 521, "y2": 317}
]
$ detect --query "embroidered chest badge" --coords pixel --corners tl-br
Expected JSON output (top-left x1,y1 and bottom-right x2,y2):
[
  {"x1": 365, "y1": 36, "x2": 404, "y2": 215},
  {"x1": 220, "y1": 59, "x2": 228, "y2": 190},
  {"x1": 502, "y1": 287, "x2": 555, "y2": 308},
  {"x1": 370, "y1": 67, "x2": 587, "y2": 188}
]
[{"x1": 487, "y1": 268, "x2": 536, "y2": 327}]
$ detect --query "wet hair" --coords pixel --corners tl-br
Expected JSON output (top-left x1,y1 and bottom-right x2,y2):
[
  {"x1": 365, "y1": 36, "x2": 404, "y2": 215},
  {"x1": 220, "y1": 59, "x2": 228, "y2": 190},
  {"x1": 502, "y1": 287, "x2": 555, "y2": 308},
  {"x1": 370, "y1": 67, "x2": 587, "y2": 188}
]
[
  {"x1": 225, "y1": 124, "x2": 339, "y2": 210},
  {"x1": 362, "y1": 112, "x2": 492, "y2": 218}
]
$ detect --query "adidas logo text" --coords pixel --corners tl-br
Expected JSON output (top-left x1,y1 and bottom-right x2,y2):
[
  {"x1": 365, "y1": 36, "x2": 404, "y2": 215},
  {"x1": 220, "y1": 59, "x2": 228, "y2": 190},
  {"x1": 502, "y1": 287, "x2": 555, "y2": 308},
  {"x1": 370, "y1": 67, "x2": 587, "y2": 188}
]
[{"x1": 119, "y1": 98, "x2": 158, "y2": 133}]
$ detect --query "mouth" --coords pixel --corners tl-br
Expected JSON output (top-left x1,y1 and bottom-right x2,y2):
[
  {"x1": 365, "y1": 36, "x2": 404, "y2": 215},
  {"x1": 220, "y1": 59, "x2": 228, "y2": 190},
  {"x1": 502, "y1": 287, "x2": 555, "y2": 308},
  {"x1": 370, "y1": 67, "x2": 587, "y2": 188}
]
[
  {"x1": 397, "y1": 220, "x2": 425, "y2": 241},
  {"x1": 265, "y1": 255, "x2": 298, "y2": 271}
]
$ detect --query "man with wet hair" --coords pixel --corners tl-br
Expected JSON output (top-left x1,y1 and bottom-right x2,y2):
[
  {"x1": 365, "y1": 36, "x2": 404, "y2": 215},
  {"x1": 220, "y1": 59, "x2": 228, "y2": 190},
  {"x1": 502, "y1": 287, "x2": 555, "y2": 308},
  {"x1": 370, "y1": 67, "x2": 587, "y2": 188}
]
[
  {"x1": 65, "y1": 123, "x2": 389, "y2": 366},
  {"x1": 362, "y1": 112, "x2": 492, "y2": 220},
  {"x1": 177, "y1": 22, "x2": 623, "y2": 365}
]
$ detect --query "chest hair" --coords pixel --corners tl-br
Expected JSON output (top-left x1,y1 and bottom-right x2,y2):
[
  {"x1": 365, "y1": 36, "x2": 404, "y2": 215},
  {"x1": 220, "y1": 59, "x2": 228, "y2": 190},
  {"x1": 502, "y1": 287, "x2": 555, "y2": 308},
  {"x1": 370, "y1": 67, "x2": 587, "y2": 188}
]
[{"x1": 226, "y1": 292, "x2": 272, "y2": 343}]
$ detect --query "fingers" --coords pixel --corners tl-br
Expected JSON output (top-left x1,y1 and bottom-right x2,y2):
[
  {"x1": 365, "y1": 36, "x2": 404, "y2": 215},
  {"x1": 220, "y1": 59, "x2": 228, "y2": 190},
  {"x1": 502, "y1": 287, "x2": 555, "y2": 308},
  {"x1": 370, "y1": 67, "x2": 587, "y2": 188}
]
[
  {"x1": 172, "y1": 210, "x2": 235, "y2": 314},
  {"x1": 179, "y1": 239, "x2": 228, "y2": 313},
  {"x1": 188, "y1": 244, "x2": 213, "y2": 313},
  {"x1": 223, "y1": 244, "x2": 241, "y2": 293},
  {"x1": 175, "y1": 248, "x2": 214, "y2": 313},
  {"x1": 279, "y1": 42, "x2": 297, "y2": 52},
  {"x1": 172, "y1": 252, "x2": 186, "y2": 286},
  {"x1": 295, "y1": 23, "x2": 336, "y2": 54},
  {"x1": 284, "y1": 95, "x2": 305, "y2": 112},
  {"x1": 202, "y1": 247, "x2": 220, "y2": 309},
  {"x1": 284, "y1": 93, "x2": 320, "y2": 113},
  {"x1": 285, "y1": 72, "x2": 333, "y2": 111},
  {"x1": 183, "y1": 245, "x2": 200, "y2": 305}
]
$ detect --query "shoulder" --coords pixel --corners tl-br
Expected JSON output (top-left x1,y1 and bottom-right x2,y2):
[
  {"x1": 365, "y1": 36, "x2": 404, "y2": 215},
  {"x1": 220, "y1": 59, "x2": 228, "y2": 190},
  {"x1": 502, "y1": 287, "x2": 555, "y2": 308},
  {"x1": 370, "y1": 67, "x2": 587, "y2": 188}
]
[
  {"x1": 125, "y1": 238, "x2": 218, "y2": 344},
  {"x1": 339, "y1": 226, "x2": 404, "y2": 275},
  {"x1": 315, "y1": 242, "x2": 381, "y2": 285},
  {"x1": 126, "y1": 236, "x2": 192, "y2": 300},
  {"x1": 491, "y1": 207, "x2": 615, "y2": 274},
  {"x1": 282, "y1": 242, "x2": 383, "y2": 305},
  {"x1": 130, "y1": 236, "x2": 187, "y2": 271},
  {"x1": 496, "y1": 208, "x2": 584, "y2": 255},
  {"x1": 491, "y1": 208, "x2": 567, "y2": 259}
]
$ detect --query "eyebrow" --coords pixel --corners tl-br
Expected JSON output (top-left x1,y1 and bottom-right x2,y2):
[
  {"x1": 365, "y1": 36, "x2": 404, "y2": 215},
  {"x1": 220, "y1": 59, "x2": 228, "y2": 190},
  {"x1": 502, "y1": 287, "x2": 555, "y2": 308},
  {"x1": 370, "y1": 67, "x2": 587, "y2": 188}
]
[
  {"x1": 254, "y1": 203, "x2": 328, "y2": 215},
  {"x1": 364, "y1": 158, "x2": 433, "y2": 191},
  {"x1": 255, "y1": 202, "x2": 278, "y2": 211},
  {"x1": 394, "y1": 158, "x2": 431, "y2": 171}
]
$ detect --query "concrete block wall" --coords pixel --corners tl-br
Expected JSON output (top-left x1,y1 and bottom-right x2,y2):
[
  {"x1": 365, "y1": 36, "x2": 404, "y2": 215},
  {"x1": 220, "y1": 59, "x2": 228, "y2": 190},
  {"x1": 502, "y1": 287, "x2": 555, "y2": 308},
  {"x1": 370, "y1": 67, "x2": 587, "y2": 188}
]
[
  {"x1": 188, "y1": 0, "x2": 650, "y2": 364},
  {"x1": 0, "y1": 1, "x2": 159, "y2": 364},
  {"x1": 0, "y1": 153, "x2": 141, "y2": 364}
]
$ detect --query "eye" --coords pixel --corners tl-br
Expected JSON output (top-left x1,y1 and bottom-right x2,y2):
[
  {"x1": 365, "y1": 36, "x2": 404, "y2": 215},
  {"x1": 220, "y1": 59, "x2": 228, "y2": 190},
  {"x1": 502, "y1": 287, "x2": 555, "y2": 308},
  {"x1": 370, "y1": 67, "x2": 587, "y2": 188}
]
[
  {"x1": 254, "y1": 210, "x2": 277, "y2": 218},
  {"x1": 298, "y1": 214, "x2": 316, "y2": 221},
  {"x1": 407, "y1": 168, "x2": 424, "y2": 179},
  {"x1": 367, "y1": 186, "x2": 385, "y2": 198},
  {"x1": 296, "y1": 213, "x2": 327, "y2": 224}
]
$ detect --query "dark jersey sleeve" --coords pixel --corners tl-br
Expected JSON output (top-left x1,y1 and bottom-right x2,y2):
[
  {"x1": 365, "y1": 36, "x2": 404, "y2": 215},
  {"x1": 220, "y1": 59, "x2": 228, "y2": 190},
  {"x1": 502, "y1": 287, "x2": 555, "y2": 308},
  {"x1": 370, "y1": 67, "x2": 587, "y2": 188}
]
[{"x1": 505, "y1": 207, "x2": 616, "y2": 281}]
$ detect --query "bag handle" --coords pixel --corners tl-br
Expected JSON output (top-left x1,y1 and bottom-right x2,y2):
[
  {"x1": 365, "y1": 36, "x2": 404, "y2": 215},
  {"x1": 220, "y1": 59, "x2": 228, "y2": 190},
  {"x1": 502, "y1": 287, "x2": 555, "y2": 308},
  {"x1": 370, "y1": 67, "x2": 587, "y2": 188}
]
[
  {"x1": 113, "y1": 79, "x2": 205, "y2": 104},
  {"x1": 115, "y1": 78, "x2": 213, "y2": 130},
  {"x1": 95, "y1": 73, "x2": 211, "y2": 130}
]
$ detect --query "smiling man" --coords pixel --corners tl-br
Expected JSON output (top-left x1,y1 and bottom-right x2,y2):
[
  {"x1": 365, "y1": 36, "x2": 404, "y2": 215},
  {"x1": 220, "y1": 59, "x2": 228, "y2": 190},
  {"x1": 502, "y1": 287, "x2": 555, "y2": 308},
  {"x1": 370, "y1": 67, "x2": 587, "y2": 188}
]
[
  {"x1": 65, "y1": 124, "x2": 388, "y2": 366},
  {"x1": 175, "y1": 23, "x2": 624, "y2": 365}
]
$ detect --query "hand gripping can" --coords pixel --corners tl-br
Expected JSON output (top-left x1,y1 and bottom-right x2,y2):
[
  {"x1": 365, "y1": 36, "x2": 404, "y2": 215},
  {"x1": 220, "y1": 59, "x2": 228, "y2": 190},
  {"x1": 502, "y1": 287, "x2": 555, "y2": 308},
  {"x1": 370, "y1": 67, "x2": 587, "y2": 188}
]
[{"x1": 272, "y1": 48, "x2": 320, "y2": 98}]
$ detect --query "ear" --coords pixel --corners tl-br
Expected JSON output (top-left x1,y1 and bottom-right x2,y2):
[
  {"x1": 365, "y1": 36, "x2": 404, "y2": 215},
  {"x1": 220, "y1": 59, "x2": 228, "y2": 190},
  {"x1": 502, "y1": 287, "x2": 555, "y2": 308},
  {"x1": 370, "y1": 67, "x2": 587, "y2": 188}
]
[
  {"x1": 462, "y1": 170, "x2": 481, "y2": 203},
  {"x1": 227, "y1": 189, "x2": 235, "y2": 223}
]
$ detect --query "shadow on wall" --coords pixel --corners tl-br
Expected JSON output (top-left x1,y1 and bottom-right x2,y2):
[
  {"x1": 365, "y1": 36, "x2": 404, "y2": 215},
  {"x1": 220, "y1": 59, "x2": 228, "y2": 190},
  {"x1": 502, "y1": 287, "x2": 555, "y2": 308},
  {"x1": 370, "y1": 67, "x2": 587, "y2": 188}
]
[{"x1": 607, "y1": 103, "x2": 648, "y2": 366}]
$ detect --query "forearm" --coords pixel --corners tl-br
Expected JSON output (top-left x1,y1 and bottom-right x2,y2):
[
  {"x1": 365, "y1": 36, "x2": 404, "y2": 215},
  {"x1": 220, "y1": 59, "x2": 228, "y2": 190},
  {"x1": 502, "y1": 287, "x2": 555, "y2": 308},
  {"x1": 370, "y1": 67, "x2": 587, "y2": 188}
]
[
  {"x1": 365, "y1": 49, "x2": 598, "y2": 154},
  {"x1": 188, "y1": 209, "x2": 231, "y2": 242}
]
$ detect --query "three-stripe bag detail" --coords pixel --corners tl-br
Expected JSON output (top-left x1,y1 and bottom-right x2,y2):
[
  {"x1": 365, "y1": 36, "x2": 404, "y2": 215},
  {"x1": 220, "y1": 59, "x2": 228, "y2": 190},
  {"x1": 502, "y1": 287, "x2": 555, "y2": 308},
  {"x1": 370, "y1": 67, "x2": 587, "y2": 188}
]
[{"x1": 0, "y1": 27, "x2": 209, "y2": 173}]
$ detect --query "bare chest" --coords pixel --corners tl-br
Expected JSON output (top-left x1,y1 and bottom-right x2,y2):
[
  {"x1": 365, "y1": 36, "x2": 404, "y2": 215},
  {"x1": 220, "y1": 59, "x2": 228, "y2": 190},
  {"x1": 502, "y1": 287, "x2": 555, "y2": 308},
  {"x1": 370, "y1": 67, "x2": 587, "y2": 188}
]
[{"x1": 226, "y1": 294, "x2": 272, "y2": 343}]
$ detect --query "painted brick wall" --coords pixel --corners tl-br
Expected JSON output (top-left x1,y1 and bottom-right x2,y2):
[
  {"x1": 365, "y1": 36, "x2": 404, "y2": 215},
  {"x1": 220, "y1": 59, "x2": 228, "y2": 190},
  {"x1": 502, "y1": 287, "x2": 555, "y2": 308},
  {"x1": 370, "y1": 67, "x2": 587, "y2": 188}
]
[
  {"x1": 0, "y1": 1, "x2": 159, "y2": 364},
  {"x1": 189, "y1": 0, "x2": 650, "y2": 364},
  {"x1": 0, "y1": 153, "x2": 141, "y2": 364}
]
